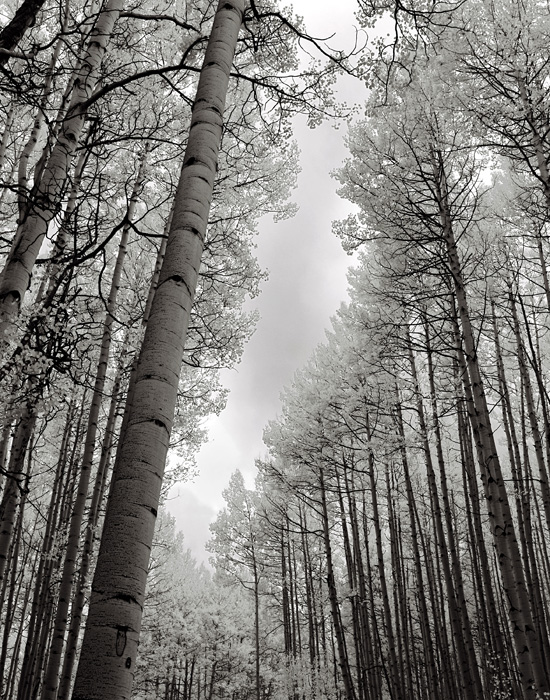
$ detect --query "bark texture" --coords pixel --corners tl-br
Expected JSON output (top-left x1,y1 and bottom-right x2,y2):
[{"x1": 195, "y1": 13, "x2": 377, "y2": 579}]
[
  {"x1": 71, "y1": 3, "x2": 245, "y2": 699},
  {"x1": 0, "y1": 0, "x2": 123, "y2": 334},
  {"x1": 0, "y1": 0, "x2": 48, "y2": 63}
]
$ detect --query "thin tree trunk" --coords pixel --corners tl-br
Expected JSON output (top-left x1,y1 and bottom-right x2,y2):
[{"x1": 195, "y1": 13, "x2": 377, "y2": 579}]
[
  {"x1": 41, "y1": 152, "x2": 148, "y2": 700},
  {"x1": 16, "y1": 397, "x2": 80, "y2": 700},
  {"x1": 17, "y1": 0, "x2": 70, "y2": 222},
  {"x1": 365, "y1": 416, "x2": 403, "y2": 700},
  {"x1": 0, "y1": 458, "x2": 28, "y2": 696},
  {"x1": 394, "y1": 395, "x2": 439, "y2": 700},
  {"x1": 0, "y1": 104, "x2": 15, "y2": 173},
  {"x1": 57, "y1": 355, "x2": 125, "y2": 700},
  {"x1": 0, "y1": 0, "x2": 124, "y2": 332},
  {"x1": 434, "y1": 151, "x2": 546, "y2": 697},
  {"x1": 319, "y1": 467, "x2": 357, "y2": 700},
  {"x1": 0, "y1": 406, "x2": 36, "y2": 586},
  {"x1": 508, "y1": 288, "x2": 550, "y2": 533},
  {"x1": 423, "y1": 320, "x2": 484, "y2": 699}
]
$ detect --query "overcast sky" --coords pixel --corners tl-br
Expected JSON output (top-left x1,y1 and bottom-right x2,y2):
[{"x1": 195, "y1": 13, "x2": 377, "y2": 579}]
[{"x1": 167, "y1": 0, "x2": 367, "y2": 563}]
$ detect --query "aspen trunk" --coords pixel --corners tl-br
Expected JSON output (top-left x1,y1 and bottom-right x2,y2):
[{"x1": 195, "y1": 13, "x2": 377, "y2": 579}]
[
  {"x1": 365, "y1": 418, "x2": 404, "y2": 700},
  {"x1": 423, "y1": 321, "x2": 484, "y2": 699},
  {"x1": 385, "y1": 466, "x2": 414, "y2": 698},
  {"x1": 115, "y1": 209, "x2": 171, "y2": 454},
  {"x1": 0, "y1": 0, "x2": 124, "y2": 333},
  {"x1": 15, "y1": 400, "x2": 76, "y2": 700},
  {"x1": 281, "y1": 526, "x2": 292, "y2": 656},
  {"x1": 455, "y1": 339, "x2": 514, "y2": 692},
  {"x1": 57, "y1": 355, "x2": 125, "y2": 700},
  {"x1": 40, "y1": 151, "x2": 147, "y2": 700},
  {"x1": 71, "y1": 4, "x2": 245, "y2": 699},
  {"x1": 299, "y1": 506, "x2": 318, "y2": 665},
  {"x1": 17, "y1": 0, "x2": 70, "y2": 222},
  {"x1": 407, "y1": 336, "x2": 475, "y2": 699},
  {"x1": 508, "y1": 289, "x2": 550, "y2": 533},
  {"x1": 343, "y1": 459, "x2": 377, "y2": 700},
  {"x1": 0, "y1": 407, "x2": 36, "y2": 587},
  {"x1": 0, "y1": 104, "x2": 14, "y2": 173},
  {"x1": 0, "y1": 456, "x2": 28, "y2": 696},
  {"x1": 0, "y1": 421, "x2": 12, "y2": 498},
  {"x1": 393, "y1": 396, "x2": 439, "y2": 700},
  {"x1": 433, "y1": 151, "x2": 547, "y2": 697},
  {"x1": 361, "y1": 512, "x2": 382, "y2": 700},
  {"x1": 319, "y1": 467, "x2": 357, "y2": 700}
]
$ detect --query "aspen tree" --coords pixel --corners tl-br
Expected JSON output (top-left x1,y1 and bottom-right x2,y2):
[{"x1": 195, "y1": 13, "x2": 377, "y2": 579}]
[
  {"x1": 40, "y1": 152, "x2": 148, "y2": 700},
  {"x1": 57, "y1": 347, "x2": 126, "y2": 700},
  {"x1": 407, "y1": 328, "x2": 484, "y2": 700},
  {"x1": 318, "y1": 465, "x2": 357, "y2": 700},
  {"x1": 208, "y1": 470, "x2": 264, "y2": 700},
  {"x1": 0, "y1": 407, "x2": 36, "y2": 586},
  {"x1": 508, "y1": 287, "x2": 550, "y2": 533},
  {"x1": 364, "y1": 424, "x2": 404, "y2": 700},
  {"x1": 72, "y1": 3, "x2": 246, "y2": 698},
  {"x1": 0, "y1": 0, "x2": 124, "y2": 334},
  {"x1": 335, "y1": 61, "x2": 550, "y2": 692},
  {"x1": 436, "y1": 161, "x2": 546, "y2": 698}
]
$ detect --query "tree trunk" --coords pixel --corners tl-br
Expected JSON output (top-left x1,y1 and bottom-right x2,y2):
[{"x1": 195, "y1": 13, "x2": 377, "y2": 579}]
[
  {"x1": 394, "y1": 395, "x2": 439, "y2": 700},
  {"x1": 40, "y1": 149, "x2": 147, "y2": 700},
  {"x1": 71, "y1": 4, "x2": 245, "y2": 699},
  {"x1": 0, "y1": 406, "x2": 36, "y2": 586},
  {"x1": 57, "y1": 353, "x2": 125, "y2": 700},
  {"x1": 319, "y1": 467, "x2": 357, "y2": 700},
  {"x1": 0, "y1": 0, "x2": 124, "y2": 333},
  {"x1": 434, "y1": 150, "x2": 547, "y2": 698},
  {"x1": 508, "y1": 288, "x2": 550, "y2": 533},
  {"x1": 365, "y1": 417, "x2": 403, "y2": 700}
]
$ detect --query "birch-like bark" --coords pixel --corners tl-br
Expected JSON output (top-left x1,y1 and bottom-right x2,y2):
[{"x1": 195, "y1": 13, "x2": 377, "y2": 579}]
[
  {"x1": 72, "y1": 4, "x2": 245, "y2": 699},
  {"x1": 319, "y1": 467, "x2": 357, "y2": 700},
  {"x1": 393, "y1": 395, "x2": 439, "y2": 700},
  {"x1": 433, "y1": 152, "x2": 547, "y2": 697},
  {"x1": 385, "y1": 466, "x2": 414, "y2": 698},
  {"x1": 364, "y1": 418, "x2": 404, "y2": 700},
  {"x1": 0, "y1": 105, "x2": 15, "y2": 174},
  {"x1": 334, "y1": 468, "x2": 364, "y2": 698},
  {"x1": 15, "y1": 399, "x2": 77, "y2": 700},
  {"x1": 422, "y1": 322, "x2": 484, "y2": 699},
  {"x1": 0, "y1": 489, "x2": 26, "y2": 696},
  {"x1": 508, "y1": 289, "x2": 550, "y2": 532},
  {"x1": 57, "y1": 353, "x2": 125, "y2": 700},
  {"x1": 0, "y1": 0, "x2": 124, "y2": 334},
  {"x1": 0, "y1": 407, "x2": 36, "y2": 587},
  {"x1": 41, "y1": 153, "x2": 147, "y2": 700},
  {"x1": 17, "y1": 0, "x2": 70, "y2": 222},
  {"x1": 0, "y1": 421, "x2": 11, "y2": 493},
  {"x1": 115, "y1": 209, "x2": 171, "y2": 452}
]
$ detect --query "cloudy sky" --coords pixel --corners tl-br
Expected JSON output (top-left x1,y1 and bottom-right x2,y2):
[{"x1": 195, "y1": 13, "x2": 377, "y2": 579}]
[{"x1": 167, "y1": 0, "x2": 368, "y2": 563}]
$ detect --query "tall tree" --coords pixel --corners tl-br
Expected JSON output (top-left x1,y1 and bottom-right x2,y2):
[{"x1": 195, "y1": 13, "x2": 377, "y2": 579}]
[{"x1": 71, "y1": 4, "x2": 247, "y2": 698}]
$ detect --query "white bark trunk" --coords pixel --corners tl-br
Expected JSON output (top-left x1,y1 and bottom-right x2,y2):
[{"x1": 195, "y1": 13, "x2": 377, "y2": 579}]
[
  {"x1": 40, "y1": 152, "x2": 147, "y2": 700},
  {"x1": 71, "y1": 4, "x2": 245, "y2": 699},
  {"x1": 0, "y1": 0, "x2": 124, "y2": 335}
]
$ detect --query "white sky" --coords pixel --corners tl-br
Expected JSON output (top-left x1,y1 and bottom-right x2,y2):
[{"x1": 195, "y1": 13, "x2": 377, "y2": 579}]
[{"x1": 167, "y1": 0, "x2": 368, "y2": 563}]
